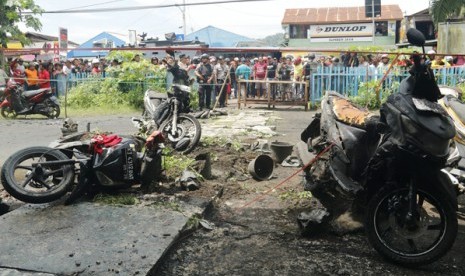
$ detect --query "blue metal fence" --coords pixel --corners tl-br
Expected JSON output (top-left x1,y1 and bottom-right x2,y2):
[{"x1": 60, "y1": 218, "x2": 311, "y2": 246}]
[{"x1": 310, "y1": 66, "x2": 465, "y2": 104}]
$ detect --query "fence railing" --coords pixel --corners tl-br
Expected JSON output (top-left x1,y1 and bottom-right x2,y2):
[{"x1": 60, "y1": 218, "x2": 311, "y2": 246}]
[
  {"x1": 310, "y1": 66, "x2": 465, "y2": 104},
  {"x1": 61, "y1": 66, "x2": 465, "y2": 105}
]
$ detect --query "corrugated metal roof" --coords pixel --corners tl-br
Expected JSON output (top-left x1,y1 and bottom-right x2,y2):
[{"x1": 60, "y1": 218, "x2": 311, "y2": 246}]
[
  {"x1": 282, "y1": 5, "x2": 403, "y2": 25},
  {"x1": 185, "y1": 25, "x2": 255, "y2": 47}
]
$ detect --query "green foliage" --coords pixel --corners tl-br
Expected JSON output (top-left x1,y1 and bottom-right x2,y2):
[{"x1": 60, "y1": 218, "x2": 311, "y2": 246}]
[
  {"x1": 93, "y1": 193, "x2": 139, "y2": 205},
  {"x1": 163, "y1": 149, "x2": 196, "y2": 179},
  {"x1": 430, "y1": 0, "x2": 465, "y2": 25},
  {"x1": 350, "y1": 80, "x2": 399, "y2": 109},
  {"x1": 0, "y1": 0, "x2": 43, "y2": 47},
  {"x1": 201, "y1": 136, "x2": 243, "y2": 151},
  {"x1": 66, "y1": 50, "x2": 169, "y2": 110}
]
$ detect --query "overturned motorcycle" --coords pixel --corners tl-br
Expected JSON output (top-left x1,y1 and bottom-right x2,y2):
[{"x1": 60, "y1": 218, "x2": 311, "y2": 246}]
[
  {"x1": 0, "y1": 131, "x2": 164, "y2": 205},
  {"x1": 300, "y1": 29, "x2": 458, "y2": 266},
  {"x1": 135, "y1": 84, "x2": 201, "y2": 154}
]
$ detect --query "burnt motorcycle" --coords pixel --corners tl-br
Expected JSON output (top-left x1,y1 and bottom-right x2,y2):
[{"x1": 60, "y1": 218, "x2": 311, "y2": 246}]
[
  {"x1": 136, "y1": 84, "x2": 201, "y2": 154},
  {"x1": 0, "y1": 131, "x2": 164, "y2": 205},
  {"x1": 300, "y1": 29, "x2": 458, "y2": 266},
  {"x1": 0, "y1": 80, "x2": 60, "y2": 119}
]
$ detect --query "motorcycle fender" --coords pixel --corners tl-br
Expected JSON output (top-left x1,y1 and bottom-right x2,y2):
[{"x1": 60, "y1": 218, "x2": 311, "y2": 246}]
[
  {"x1": 49, "y1": 95, "x2": 60, "y2": 106},
  {"x1": 432, "y1": 171, "x2": 458, "y2": 210},
  {"x1": 0, "y1": 98, "x2": 9, "y2": 108}
]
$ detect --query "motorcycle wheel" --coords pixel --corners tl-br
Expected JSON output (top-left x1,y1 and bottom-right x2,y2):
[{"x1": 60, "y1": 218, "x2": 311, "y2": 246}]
[
  {"x1": 365, "y1": 185, "x2": 457, "y2": 266},
  {"x1": 1, "y1": 146, "x2": 75, "y2": 203},
  {"x1": 47, "y1": 103, "x2": 60, "y2": 119},
  {"x1": 1, "y1": 106, "x2": 17, "y2": 119},
  {"x1": 159, "y1": 113, "x2": 201, "y2": 154}
]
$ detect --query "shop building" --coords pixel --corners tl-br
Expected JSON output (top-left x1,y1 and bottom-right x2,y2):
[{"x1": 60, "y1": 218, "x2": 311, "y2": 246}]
[{"x1": 281, "y1": 5, "x2": 403, "y2": 49}]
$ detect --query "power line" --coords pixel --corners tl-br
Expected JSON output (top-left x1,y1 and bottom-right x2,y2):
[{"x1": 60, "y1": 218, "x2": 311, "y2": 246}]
[
  {"x1": 60, "y1": 0, "x2": 129, "y2": 11},
  {"x1": 25, "y1": 0, "x2": 273, "y2": 14}
]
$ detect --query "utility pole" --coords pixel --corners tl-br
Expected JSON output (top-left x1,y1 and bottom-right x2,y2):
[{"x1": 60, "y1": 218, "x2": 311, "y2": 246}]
[
  {"x1": 372, "y1": 0, "x2": 375, "y2": 45},
  {"x1": 178, "y1": 0, "x2": 187, "y2": 37}
]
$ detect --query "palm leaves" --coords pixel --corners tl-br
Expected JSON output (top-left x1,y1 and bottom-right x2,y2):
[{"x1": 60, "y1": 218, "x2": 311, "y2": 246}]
[{"x1": 430, "y1": 0, "x2": 465, "y2": 24}]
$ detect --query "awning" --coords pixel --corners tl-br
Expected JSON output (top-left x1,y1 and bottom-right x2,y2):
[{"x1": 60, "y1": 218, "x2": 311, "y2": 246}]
[{"x1": 6, "y1": 42, "x2": 22, "y2": 49}]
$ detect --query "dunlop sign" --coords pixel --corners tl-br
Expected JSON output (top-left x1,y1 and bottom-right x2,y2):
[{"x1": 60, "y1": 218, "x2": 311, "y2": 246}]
[{"x1": 310, "y1": 23, "x2": 373, "y2": 38}]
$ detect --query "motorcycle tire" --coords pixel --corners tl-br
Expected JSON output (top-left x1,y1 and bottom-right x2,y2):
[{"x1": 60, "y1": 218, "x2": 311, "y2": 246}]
[
  {"x1": 46, "y1": 103, "x2": 60, "y2": 119},
  {"x1": 365, "y1": 185, "x2": 457, "y2": 267},
  {"x1": 1, "y1": 146, "x2": 75, "y2": 203},
  {"x1": 1, "y1": 106, "x2": 17, "y2": 119},
  {"x1": 159, "y1": 113, "x2": 201, "y2": 154}
]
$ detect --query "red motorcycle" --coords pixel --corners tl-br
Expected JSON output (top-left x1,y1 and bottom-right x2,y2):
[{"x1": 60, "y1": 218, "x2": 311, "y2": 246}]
[{"x1": 0, "y1": 80, "x2": 60, "y2": 119}]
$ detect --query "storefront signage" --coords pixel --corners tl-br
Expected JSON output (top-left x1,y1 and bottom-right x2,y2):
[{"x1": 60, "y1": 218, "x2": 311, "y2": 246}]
[
  {"x1": 310, "y1": 36, "x2": 373, "y2": 42},
  {"x1": 310, "y1": 23, "x2": 373, "y2": 38}
]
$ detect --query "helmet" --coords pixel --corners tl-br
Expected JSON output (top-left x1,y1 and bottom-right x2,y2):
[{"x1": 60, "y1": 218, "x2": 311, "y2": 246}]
[
  {"x1": 225, "y1": 58, "x2": 230, "y2": 62},
  {"x1": 192, "y1": 56, "x2": 200, "y2": 64},
  {"x1": 200, "y1": 54, "x2": 209, "y2": 59}
]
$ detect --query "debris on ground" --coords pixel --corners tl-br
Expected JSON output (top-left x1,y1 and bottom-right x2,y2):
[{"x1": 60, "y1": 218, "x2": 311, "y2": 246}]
[
  {"x1": 177, "y1": 170, "x2": 201, "y2": 191},
  {"x1": 281, "y1": 156, "x2": 302, "y2": 167},
  {"x1": 297, "y1": 208, "x2": 331, "y2": 237}
]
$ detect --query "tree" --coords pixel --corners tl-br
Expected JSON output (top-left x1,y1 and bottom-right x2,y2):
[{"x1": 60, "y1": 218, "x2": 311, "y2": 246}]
[
  {"x1": 0, "y1": 0, "x2": 43, "y2": 48},
  {"x1": 430, "y1": 0, "x2": 465, "y2": 24},
  {"x1": 258, "y1": 33, "x2": 285, "y2": 47}
]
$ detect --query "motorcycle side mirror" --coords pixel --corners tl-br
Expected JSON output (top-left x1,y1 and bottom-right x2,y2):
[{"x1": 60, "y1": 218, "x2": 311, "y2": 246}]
[{"x1": 407, "y1": 28, "x2": 426, "y2": 47}]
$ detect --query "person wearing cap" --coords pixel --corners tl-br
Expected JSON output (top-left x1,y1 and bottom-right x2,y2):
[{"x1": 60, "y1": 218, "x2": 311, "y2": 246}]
[
  {"x1": 91, "y1": 59, "x2": 101, "y2": 75},
  {"x1": 266, "y1": 56, "x2": 278, "y2": 100},
  {"x1": 253, "y1": 56, "x2": 267, "y2": 99},
  {"x1": 214, "y1": 56, "x2": 229, "y2": 108},
  {"x1": 235, "y1": 58, "x2": 252, "y2": 100},
  {"x1": 377, "y1": 54, "x2": 390, "y2": 74},
  {"x1": 229, "y1": 59, "x2": 238, "y2": 99},
  {"x1": 25, "y1": 62, "x2": 40, "y2": 90},
  {"x1": 10, "y1": 58, "x2": 26, "y2": 86},
  {"x1": 427, "y1": 50, "x2": 436, "y2": 64},
  {"x1": 278, "y1": 56, "x2": 293, "y2": 100},
  {"x1": 195, "y1": 54, "x2": 214, "y2": 110}
]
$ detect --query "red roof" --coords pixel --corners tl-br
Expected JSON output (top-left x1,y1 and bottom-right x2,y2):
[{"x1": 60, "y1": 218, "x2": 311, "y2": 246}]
[{"x1": 282, "y1": 5, "x2": 403, "y2": 24}]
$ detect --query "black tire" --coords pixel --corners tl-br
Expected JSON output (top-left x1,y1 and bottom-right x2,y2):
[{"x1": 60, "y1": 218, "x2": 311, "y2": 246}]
[
  {"x1": 1, "y1": 146, "x2": 75, "y2": 203},
  {"x1": 1, "y1": 106, "x2": 17, "y2": 119},
  {"x1": 159, "y1": 113, "x2": 201, "y2": 154},
  {"x1": 47, "y1": 102, "x2": 60, "y2": 119},
  {"x1": 365, "y1": 185, "x2": 458, "y2": 266}
]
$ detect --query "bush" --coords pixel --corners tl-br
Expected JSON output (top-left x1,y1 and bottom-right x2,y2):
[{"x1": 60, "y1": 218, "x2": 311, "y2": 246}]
[
  {"x1": 350, "y1": 80, "x2": 399, "y2": 109},
  {"x1": 66, "y1": 50, "x2": 168, "y2": 110}
]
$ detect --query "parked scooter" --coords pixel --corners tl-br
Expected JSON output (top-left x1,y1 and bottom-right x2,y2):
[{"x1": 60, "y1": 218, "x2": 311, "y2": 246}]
[
  {"x1": 0, "y1": 130, "x2": 164, "y2": 205},
  {"x1": 135, "y1": 84, "x2": 201, "y2": 154},
  {"x1": 300, "y1": 29, "x2": 458, "y2": 266},
  {"x1": 438, "y1": 87, "x2": 465, "y2": 190},
  {"x1": 0, "y1": 80, "x2": 60, "y2": 119}
]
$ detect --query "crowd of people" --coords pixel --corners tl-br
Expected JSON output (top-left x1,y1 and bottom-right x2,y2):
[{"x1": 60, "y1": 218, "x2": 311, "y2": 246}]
[{"x1": 2, "y1": 49, "x2": 465, "y2": 111}]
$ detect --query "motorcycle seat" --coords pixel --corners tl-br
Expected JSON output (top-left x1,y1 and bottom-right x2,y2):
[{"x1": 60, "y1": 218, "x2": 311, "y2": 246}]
[
  {"x1": 147, "y1": 90, "x2": 168, "y2": 100},
  {"x1": 23, "y1": 88, "x2": 50, "y2": 98},
  {"x1": 331, "y1": 95, "x2": 376, "y2": 129},
  {"x1": 444, "y1": 95, "x2": 465, "y2": 125}
]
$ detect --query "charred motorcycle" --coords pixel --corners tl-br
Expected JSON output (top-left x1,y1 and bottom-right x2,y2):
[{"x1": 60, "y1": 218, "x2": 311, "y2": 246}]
[
  {"x1": 0, "y1": 131, "x2": 164, "y2": 205},
  {"x1": 300, "y1": 29, "x2": 458, "y2": 266},
  {"x1": 136, "y1": 84, "x2": 201, "y2": 154},
  {"x1": 0, "y1": 80, "x2": 60, "y2": 119}
]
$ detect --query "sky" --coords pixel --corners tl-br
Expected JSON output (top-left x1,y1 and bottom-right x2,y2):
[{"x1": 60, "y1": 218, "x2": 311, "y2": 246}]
[{"x1": 27, "y1": 0, "x2": 431, "y2": 44}]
